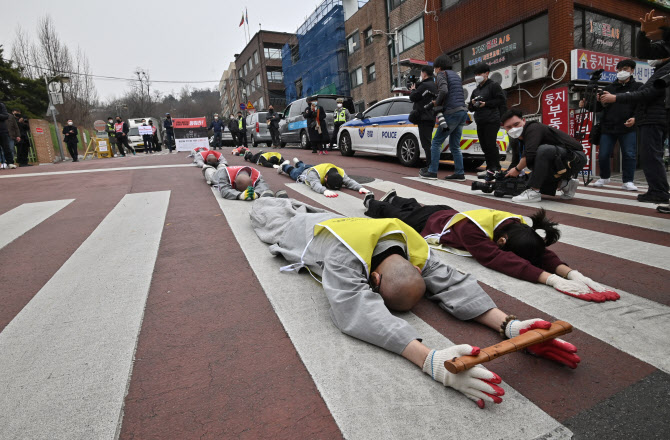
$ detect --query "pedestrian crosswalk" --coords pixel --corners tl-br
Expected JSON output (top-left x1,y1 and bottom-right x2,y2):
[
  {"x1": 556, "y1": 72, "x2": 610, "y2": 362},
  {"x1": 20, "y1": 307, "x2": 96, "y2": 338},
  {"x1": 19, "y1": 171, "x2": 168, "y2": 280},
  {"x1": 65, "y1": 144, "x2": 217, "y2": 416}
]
[{"x1": 0, "y1": 199, "x2": 73, "y2": 250}]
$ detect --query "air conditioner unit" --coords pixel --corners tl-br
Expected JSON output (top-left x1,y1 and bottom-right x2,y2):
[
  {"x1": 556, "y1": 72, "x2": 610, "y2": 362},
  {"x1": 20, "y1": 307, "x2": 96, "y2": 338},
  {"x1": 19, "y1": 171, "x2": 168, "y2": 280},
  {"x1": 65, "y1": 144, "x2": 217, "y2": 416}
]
[
  {"x1": 489, "y1": 66, "x2": 516, "y2": 89},
  {"x1": 462, "y1": 82, "x2": 477, "y2": 103},
  {"x1": 516, "y1": 58, "x2": 548, "y2": 84}
]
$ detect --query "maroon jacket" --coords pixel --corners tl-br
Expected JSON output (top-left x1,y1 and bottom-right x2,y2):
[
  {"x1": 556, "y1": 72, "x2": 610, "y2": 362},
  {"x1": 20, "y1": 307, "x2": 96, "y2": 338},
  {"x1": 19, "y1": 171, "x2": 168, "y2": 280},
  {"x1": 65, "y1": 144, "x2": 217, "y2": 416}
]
[{"x1": 421, "y1": 210, "x2": 565, "y2": 283}]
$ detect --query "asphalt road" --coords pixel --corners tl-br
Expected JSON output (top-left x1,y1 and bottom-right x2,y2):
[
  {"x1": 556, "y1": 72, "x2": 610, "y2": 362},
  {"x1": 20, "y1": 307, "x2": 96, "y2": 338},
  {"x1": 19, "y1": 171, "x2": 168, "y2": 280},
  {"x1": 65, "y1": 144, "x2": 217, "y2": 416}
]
[{"x1": 0, "y1": 146, "x2": 668, "y2": 440}]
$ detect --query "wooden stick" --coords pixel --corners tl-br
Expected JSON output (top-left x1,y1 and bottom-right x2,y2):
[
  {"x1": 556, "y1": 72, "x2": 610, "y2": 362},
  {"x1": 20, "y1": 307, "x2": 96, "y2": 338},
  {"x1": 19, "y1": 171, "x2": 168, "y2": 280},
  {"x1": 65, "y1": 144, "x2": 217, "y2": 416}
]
[{"x1": 444, "y1": 320, "x2": 573, "y2": 374}]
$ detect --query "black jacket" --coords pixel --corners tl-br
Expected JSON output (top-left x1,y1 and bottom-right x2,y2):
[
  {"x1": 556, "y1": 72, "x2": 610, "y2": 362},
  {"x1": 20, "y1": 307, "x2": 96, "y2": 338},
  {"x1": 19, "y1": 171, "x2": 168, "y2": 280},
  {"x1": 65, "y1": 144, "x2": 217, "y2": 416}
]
[
  {"x1": 616, "y1": 60, "x2": 670, "y2": 126},
  {"x1": 468, "y1": 79, "x2": 506, "y2": 125},
  {"x1": 163, "y1": 118, "x2": 174, "y2": 133},
  {"x1": 267, "y1": 109, "x2": 281, "y2": 128},
  {"x1": 228, "y1": 118, "x2": 239, "y2": 133},
  {"x1": 409, "y1": 78, "x2": 437, "y2": 122},
  {"x1": 62, "y1": 125, "x2": 79, "y2": 144},
  {"x1": 589, "y1": 78, "x2": 642, "y2": 134},
  {"x1": 0, "y1": 102, "x2": 9, "y2": 134},
  {"x1": 304, "y1": 105, "x2": 329, "y2": 142},
  {"x1": 636, "y1": 30, "x2": 670, "y2": 60},
  {"x1": 519, "y1": 121, "x2": 583, "y2": 168},
  {"x1": 209, "y1": 119, "x2": 226, "y2": 133}
]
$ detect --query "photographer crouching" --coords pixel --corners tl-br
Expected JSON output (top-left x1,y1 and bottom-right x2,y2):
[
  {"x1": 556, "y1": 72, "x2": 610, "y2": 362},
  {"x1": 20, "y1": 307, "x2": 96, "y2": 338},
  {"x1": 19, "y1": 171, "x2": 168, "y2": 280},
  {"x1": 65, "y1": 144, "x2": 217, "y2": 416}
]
[
  {"x1": 501, "y1": 109, "x2": 586, "y2": 203},
  {"x1": 408, "y1": 66, "x2": 437, "y2": 171}
]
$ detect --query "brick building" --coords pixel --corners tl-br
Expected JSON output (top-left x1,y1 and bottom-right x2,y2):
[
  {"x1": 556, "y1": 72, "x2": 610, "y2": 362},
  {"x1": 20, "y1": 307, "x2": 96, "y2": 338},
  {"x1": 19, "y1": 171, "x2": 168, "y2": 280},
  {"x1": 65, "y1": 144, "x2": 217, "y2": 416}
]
[
  {"x1": 234, "y1": 30, "x2": 294, "y2": 113},
  {"x1": 218, "y1": 63, "x2": 238, "y2": 118}
]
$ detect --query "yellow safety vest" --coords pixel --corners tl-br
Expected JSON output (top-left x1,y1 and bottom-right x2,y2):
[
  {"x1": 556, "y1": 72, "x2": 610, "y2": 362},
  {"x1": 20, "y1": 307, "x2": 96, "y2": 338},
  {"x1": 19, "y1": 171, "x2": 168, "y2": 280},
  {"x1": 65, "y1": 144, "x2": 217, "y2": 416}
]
[
  {"x1": 260, "y1": 152, "x2": 282, "y2": 161},
  {"x1": 310, "y1": 163, "x2": 345, "y2": 185},
  {"x1": 334, "y1": 109, "x2": 347, "y2": 123},
  {"x1": 424, "y1": 209, "x2": 526, "y2": 256},
  {"x1": 238, "y1": 118, "x2": 243, "y2": 130},
  {"x1": 313, "y1": 217, "x2": 430, "y2": 277}
]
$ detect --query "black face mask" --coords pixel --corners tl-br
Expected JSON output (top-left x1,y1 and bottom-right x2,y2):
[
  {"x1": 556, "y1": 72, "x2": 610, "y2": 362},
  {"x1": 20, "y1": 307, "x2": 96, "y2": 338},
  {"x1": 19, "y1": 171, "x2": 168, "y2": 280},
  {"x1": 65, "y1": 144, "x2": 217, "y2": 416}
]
[{"x1": 117, "y1": 119, "x2": 121, "y2": 122}]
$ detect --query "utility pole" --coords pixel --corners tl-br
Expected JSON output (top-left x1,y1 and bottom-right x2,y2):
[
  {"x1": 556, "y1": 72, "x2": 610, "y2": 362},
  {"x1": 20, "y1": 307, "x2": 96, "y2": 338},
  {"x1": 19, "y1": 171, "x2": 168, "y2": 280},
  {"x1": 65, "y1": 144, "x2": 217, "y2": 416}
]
[{"x1": 45, "y1": 75, "x2": 69, "y2": 162}]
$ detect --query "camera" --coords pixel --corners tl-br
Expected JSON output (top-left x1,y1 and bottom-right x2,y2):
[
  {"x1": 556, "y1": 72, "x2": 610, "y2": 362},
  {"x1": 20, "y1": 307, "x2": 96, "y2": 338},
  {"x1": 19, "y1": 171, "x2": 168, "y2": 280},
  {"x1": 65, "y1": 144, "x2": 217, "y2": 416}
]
[
  {"x1": 423, "y1": 91, "x2": 448, "y2": 130},
  {"x1": 404, "y1": 68, "x2": 422, "y2": 88},
  {"x1": 471, "y1": 96, "x2": 485, "y2": 108},
  {"x1": 471, "y1": 171, "x2": 528, "y2": 198}
]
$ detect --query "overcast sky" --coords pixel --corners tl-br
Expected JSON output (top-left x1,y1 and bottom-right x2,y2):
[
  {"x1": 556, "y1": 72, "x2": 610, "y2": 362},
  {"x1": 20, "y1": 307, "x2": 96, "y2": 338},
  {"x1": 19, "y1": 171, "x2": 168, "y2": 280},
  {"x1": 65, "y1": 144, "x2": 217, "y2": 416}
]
[{"x1": 2, "y1": 0, "x2": 322, "y2": 101}]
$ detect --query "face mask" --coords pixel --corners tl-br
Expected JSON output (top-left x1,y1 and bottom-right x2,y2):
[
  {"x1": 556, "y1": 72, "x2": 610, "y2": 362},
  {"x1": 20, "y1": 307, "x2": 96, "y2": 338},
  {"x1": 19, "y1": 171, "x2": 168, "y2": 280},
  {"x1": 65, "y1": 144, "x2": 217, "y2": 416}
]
[
  {"x1": 117, "y1": 119, "x2": 121, "y2": 122},
  {"x1": 337, "y1": 103, "x2": 342, "y2": 108},
  {"x1": 108, "y1": 120, "x2": 112, "y2": 123},
  {"x1": 507, "y1": 126, "x2": 523, "y2": 139},
  {"x1": 313, "y1": 101, "x2": 318, "y2": 106},
  {"x1": 475, "y1": 75, "x2": 485, "y2": 85},
  {"x1": 68, "y1": 122, "x2": 73, "y2": 125},
  {"x1": 215, "y1": 116, "x2": 218, "y2": 119},
  {"x1": 617, "y1": 71, "x2": 632, "y2": 81}
]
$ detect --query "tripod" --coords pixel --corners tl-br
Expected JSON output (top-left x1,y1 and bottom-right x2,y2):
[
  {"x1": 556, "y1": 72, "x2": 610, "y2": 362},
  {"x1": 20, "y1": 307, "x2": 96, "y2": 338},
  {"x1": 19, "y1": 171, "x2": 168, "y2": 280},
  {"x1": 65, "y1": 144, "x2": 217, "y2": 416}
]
[{"x1": 574, "y1": 69, "x2": 604, "y2": 186}]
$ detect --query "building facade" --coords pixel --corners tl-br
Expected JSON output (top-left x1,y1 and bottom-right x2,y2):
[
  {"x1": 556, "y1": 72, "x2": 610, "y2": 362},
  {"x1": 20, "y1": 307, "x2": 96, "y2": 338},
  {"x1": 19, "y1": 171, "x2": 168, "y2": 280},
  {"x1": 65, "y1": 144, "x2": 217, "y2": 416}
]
[{"x1": 234, "y1": 30, "x2": 294, "y2": 113}]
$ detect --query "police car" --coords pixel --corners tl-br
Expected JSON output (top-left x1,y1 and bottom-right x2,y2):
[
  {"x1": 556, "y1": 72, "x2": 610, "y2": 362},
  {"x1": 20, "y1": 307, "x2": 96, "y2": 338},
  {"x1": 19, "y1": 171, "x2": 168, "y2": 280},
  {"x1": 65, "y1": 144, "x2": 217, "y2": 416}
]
[{"x1": 337, "y1": 96, "x2": 508, "y2": 168}]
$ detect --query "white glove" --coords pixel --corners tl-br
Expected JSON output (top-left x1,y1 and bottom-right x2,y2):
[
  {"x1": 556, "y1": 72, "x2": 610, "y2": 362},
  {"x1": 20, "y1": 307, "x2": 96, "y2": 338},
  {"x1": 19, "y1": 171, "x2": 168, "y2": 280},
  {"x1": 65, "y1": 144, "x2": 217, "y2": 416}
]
[
  {"x1": 567, "y1": 271, "x2": 620, "y2": 301},
  {"x1": 324, "y1": 190, "x2": 338, "y2": 198},
  {"x1": 545, "y1": 274, "x2": 602, "y2": 301},
  {"x1": 358, "y1": 187, "x2": 370, "y2": 194},
  {"x1": 422, "y1": 345, "x2": 504, "y2": 408}
]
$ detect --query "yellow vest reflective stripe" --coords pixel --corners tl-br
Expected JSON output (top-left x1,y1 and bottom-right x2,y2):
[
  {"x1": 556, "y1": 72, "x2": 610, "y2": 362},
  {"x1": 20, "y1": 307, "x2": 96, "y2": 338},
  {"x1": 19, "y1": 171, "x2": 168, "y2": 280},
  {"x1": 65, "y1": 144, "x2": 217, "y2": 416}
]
[
  {"x1": 238, "y1": 119, "x2": 243, "y2": 129},
  {"x1": 311, "y1": 163, "x2": 345, "y2": 184},
  {"x1": 335, "y1": 109, "x2": 347, "y2": 122},
  {"x1": 314, "y1": 217, "x2": 430, "y2": 277},
  {"x1": 260, "y1": 152, "x2": 282, "y2": 161}
]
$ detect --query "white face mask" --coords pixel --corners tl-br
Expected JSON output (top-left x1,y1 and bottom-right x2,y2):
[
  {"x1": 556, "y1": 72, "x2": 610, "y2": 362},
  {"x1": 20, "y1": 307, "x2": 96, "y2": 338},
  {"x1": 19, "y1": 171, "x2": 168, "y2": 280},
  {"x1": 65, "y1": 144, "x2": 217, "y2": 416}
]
[
  {"x1": 507, "y1": 126, "x2": 523, "y2": 139},
  {"x1": 108, "y1": 120, "x2": 112, "y2": 123},
  {"x1": 68, "y1": 122, "x2": 73, "y2": 125},
  {"x1": 617, "y1": 71, "x2": 632, "y2": 81},
  {"x1": 215, "y1": 116, "x2": 219, "y2": 119},
  {"x1": 475, "y1": 75, "x2": 485, "y2": 85},
  {"x1": 337, "y1": 103, "x2": 342, "y2": 108}
]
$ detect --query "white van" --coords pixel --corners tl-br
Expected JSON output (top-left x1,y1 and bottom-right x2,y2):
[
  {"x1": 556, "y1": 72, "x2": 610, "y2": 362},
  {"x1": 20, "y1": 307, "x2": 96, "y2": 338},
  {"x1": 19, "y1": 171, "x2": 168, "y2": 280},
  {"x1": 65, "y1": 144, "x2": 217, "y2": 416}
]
[{"x1": 128, "y1": 117, "x2": 163, "y2": 151}]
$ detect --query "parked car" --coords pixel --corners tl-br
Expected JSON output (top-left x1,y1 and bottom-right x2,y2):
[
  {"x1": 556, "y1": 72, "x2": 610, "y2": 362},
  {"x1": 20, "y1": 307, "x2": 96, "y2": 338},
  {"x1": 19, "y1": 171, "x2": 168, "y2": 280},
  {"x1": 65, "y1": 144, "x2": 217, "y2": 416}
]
[
  {"x1": 278, "y1": 95, "x2": 355, "y2": 148},
  {"x1": 336, "y1": 96, "x2": 508, "y2": 168},
  {"x1": 246, "y1": 112, "x2": 274, "y2": 147}
]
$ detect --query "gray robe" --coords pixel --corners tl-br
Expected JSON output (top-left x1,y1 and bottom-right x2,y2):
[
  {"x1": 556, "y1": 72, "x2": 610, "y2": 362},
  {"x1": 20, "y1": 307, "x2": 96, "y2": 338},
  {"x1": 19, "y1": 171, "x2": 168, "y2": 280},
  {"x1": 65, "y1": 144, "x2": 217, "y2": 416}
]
[
  {"x1": 194, "y1": 152, "x2": 228, "y2": 168},
  {"x1": 210, "y1": 167, "x2": 271, "y2": 200},
  {"x1": 302, "y1": 168, "x2": 362, "y2": 194},
  {"x1": 250, "y1": 198, "x2": 496, "y2": 354}
]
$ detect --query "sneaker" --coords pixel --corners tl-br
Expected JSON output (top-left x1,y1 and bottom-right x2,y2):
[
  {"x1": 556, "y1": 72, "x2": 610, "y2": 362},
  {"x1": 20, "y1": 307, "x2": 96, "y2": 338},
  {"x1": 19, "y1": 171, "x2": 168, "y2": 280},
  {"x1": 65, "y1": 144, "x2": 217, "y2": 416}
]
[
  {"x1": 8, "y1": 164, "x2": 17, "y2": 169},
  {"x1": 512, "y1": 188, "x2": 541, "y2": 203},
  {"x1": 637, "y1": 192, "x2": 670, "y2": 204},
  {"x1": 484, "y1": 170, "x2": 497, "y2": 182},
  {"x1": 277, "y1": 160, "x2": 290, "y2": 174},
  {"x1": 444, "y1": 173, "x2": 466, "y2": 181},
  {"x1": 419, "y1": 168, "x2": 437, "y2": 180},
  {"x1": 379, "y1": 189, "x2": 396, "y2": 203},
  {"x1": 318, "y1": 151, "x2": 323, "y2": 155},
  {"x1": 363, "y1": 193, "x2": 374, "y2": 208},
  {"x1": 476, "y1": 171, "x2": 488, "y2": 179},
  {"x1": 292, "y1": 157, "x2": 300, "y2": 165},
  {"x1": 622, "y1": 182, "x2": 638, "y2": 191},
  {"x1": 593, "y1": 178, "x2": 610, "y2": 187},
  {"x1": 275, "y1": 190, "x2": 289, "y2": 199},
  {"x1": 323, "y1": 150, "x2": 328, "y2": 155},
  {"x1": 560, "y1": 178, "x2": 579, "y2": 200},
  {"x1": 657, "y1": 204, "x2": 670, "y2": 214}
]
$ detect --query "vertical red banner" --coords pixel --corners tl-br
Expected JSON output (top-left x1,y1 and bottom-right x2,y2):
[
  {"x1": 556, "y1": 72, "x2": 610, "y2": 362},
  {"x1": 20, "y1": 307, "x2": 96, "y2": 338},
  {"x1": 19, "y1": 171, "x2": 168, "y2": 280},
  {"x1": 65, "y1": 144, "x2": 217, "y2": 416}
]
[
  {"x1": 541, "y1": 87, "x2": 569, "y2": 134},
  {"x1": 569, "y1": 109, "x2": 594, "y2": 173}
]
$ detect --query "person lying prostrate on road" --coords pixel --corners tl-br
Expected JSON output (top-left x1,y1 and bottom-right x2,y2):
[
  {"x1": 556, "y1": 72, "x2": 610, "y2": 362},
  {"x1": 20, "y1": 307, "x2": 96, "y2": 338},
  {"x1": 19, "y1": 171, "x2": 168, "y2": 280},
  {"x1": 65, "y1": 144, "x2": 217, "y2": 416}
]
[
  {"x1": 276, "y1": 157, "x2": 370, "y2": 198},
  {"x1": 194, "y1": 150, "x2": 228, "y2": 169},
  {"x1": 244, "y1": 150, "x2": 284, "y2": 168},
  {"x1": 189, "y1": 145, "x2": 209, "y2": 159},
  {"x1": 362, "y1": 190, "x2": 619, "y2": 302},
  {"x1": 231, "y1": 146, "x2": 249, "y2": 156},
  {"x1": 250, "y1": 197, "x2": 580, "y2": 409},
  {"x1": 204, "y1": 164, "x2": 287, "y2": 200}
]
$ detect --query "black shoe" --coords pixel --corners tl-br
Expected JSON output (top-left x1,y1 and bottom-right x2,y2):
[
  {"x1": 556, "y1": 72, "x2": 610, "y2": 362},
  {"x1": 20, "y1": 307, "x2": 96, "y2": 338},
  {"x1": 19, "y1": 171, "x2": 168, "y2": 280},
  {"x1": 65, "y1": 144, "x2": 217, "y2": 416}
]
[
  {"x1": 484, "y1": 170, "x2": 497, "y2": 182},
  {"x1": 363, "y1": 193, "x2": 375, "y2": 208},
  {"x1": 19, "y1": 163, "x2": 33, "y2": 167},
  {"x1": 419, "y1": 168, "x2": 437, "y2": 180},
  {"x1": 444, "y1": 173, "x2": 466, "y2": 181},
  {"x1": 637, "y1": 193, "x2": 670, "y2": 204},
  {"x1": 657, "y1": 205, "x2": 670, "y2": 214},
  {"x1": 379, "y1": 189, "x2": 396, "y2": 203},
  {"x1": 312, "y1": 150, "x2": 317, "y2": 153},
  {"x1": 275, "y1": 190, "x2": 289, "y2": 199}
]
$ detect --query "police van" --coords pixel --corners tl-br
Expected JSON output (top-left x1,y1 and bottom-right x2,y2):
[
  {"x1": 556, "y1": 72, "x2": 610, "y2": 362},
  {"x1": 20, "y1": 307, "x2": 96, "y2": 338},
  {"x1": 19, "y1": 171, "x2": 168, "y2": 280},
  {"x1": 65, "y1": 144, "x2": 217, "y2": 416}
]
[{"x1": 337, "y1": 96, "x2": 508, "y2": 168}]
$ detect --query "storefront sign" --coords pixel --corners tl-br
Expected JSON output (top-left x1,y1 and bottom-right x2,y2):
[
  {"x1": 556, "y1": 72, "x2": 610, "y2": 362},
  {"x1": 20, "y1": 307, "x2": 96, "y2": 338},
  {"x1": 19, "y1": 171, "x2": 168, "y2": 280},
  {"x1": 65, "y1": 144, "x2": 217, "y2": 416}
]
[
  {"x1": 541, "y1": 87, "x2": 569, "y2": 134},
  {"x1": 173, "y1": 117, "x2": 209, "y2": 151},
  {"x1": 462, "y1": 24, "x2": 524, "y2": 77},
  {"x1": 569, "y1": 109, "x2": 595, "y2": 173},
  {"x1": 570, "y1": 49, "x2": 654, "y2": 83}
]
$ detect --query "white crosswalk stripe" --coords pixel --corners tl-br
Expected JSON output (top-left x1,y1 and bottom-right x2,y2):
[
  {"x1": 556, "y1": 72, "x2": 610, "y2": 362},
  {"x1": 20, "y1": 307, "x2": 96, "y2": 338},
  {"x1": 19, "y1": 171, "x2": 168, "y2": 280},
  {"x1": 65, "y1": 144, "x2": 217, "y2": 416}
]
[
  {"x1": 0, "y1": 199, "x2": 74, "y2": 250},
  {"x1": 212, "y1": 187, "x2": 572, "y2": 440},
  {"x1": 0, "y1": 191, "x2": 170, "y2": 440}
]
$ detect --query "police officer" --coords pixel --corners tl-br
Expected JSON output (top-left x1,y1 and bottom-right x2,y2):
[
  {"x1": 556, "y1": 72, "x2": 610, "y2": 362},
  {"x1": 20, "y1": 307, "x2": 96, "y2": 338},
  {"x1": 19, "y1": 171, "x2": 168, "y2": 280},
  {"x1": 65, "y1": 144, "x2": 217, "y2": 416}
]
[
  {"x1": 237, "y1": 111, "x2": 248, "y2": 148},
  {"x1": 106, "y1": 116, "x2": 118, "y2": 156},
  {"x1": 330, "y1": 98, "x2": 351, "y2": 150}
]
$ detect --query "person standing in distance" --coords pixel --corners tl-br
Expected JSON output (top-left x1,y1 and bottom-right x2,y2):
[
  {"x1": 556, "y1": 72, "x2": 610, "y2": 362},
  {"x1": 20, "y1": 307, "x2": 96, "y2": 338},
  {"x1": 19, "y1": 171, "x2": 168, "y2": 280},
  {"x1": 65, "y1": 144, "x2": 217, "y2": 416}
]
[
  {"x1": 304, "y1": 98, "x2": 329, "y2": 155},
  {"x1": 228, "y1": 114, "x2": 241, "y2": 147},
  {"x1": 331, "y1": 98, "x2": 351, "y2": 150},
  {"x1": 62, "y1": 119, "x2": 79, "y2": 162},
  {"x1": 468, "y1": 63, "x2": 506, "y2": 180},
  {"x1": 267, "y1": 105, "x2": 282, "y2": 148},
  {"x1": 115, "y1": 116, "x2": 135, "y2": 156},
  {"x1": 0, "y1": 101, "x2": 18, "y2": 168},
  {"x1": 237, "y1": 111, "x2": 248, "y2": 148},
  {"x1": 141, "y1": 119, "x2": 153, "y2": 154},
  {"x1": 209, "y1": 113, "x2": 225, "y2": 150},
  {"x1": 106, "y1": 116, "x2": 119, "y2": 156},
  {"x1": 163, "y1": 113, "x2": 175, "y2": 153},
  {"x1": 409, "y1": 66, "x2": 437, "y2": 173}
]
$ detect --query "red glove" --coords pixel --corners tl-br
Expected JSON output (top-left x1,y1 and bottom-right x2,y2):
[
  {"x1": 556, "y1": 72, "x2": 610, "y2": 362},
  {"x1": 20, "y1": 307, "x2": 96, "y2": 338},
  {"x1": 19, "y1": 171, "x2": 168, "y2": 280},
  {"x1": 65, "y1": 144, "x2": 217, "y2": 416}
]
[
  {"x1": 567, "y1": 271, "x2": 620, "y2": 301},
  {"x1": 506, "y1": 319, "x2": 581, "y2": 369}
]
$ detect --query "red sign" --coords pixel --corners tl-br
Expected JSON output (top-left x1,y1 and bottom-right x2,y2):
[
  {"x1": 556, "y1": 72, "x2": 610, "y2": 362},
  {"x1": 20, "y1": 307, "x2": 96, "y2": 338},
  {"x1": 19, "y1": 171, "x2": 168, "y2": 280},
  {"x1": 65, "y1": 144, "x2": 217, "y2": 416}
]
[
  {"x1": 541, "y1": 87, "x2": 569, "y2": 134},
  {"x1": 173, "y1": 117, "x2": 207, "y2": 128},
  {"x1": 569, "y1": 109, "x2": 595, "y2": 173},
  {"x1": 35, "y1": 128, "x2": 44, "y2": 134}
]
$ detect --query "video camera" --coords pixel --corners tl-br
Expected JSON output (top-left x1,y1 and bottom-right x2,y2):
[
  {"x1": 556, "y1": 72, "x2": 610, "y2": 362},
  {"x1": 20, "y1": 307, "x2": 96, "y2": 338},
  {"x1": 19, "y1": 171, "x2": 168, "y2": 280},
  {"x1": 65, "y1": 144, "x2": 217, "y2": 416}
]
[
  {"x1": 404, "y1": 68, "x2": 422, "y2": 88},
  {"x1": 471, "y1": 96, "x2": 485, "y2": 108},
  {"x1": 471, "y1": 171, "x2": 529, "y2": 198}
]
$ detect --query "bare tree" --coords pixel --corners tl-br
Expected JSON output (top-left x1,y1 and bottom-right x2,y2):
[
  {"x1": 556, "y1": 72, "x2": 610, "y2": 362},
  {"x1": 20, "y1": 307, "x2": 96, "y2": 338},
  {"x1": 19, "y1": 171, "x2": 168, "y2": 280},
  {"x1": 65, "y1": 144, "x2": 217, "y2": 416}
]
[{"x1": 10, "y1": 26, "x2": 37, "y2": 78}]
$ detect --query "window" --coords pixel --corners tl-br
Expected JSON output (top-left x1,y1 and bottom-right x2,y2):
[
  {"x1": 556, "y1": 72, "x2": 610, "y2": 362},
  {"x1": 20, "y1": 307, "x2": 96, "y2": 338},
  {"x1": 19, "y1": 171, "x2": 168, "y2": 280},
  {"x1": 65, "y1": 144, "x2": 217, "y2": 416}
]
[
  {"x1": 267, "y1": 71, "x2": 283, "y2": 83},
  {"x1": 258, "y1": 97, "x2": 264, "y2": 110},
  {"x1": 253, "y1": 51, "x2": 259, "y2": 65},
  {"x1": 256, "y1": 74, "x2": 261, "y2": 88},
  {"x1": 574, "y1": 8, "x2": 634, "y2": 56},
  {"x1": 364, "y1": 27, "x2": 374, "y2": 46},
  {"x1": 524, "y1": 15, "x2": 550, "y2": 60},
  {"x1": 247, "y1": 58, "x2": 252, "y2": 72},
  {"x1": 350, "y1": 67, "x2": 363, "y2": 88},
  {"x1": 448, "y1": 50, "x2": 462, "y2": 73},
  {"x1": 367, "y1": 64, "x2": 376, "y2": 83},
  {"x1": 442, "y1": 0, "x2": 461, "y2": 10},
  {"x1": 354, "y1": 101, "x2": 366, "y2": 113},
  {"x1": 387, "y1": 100, "x2": 414, "y2": 115},
  {"x1": 290, "y1": 44, "x2": 300, "y2": 64},
  {"x1": 264, "y1": 47, "x2": 282, "y2": 60},
  {"x1": 347, "y1": 32, "x2": 360, "y2": 55},
  {"x1": 295, "y1": 78, "x2": 303, "y2": 98},
  {"x1": 364, "y1": 102, "x2": 392, "y2": 118},
  {"x1": 398, "y1": 18, "x2": 424, "y2": 53},
  {"x1": 242, "y1": 64, "x2": 247, "y2": 76},
  {"x1": 388, "y1": 0, "x2": 406, "y2": 11}
]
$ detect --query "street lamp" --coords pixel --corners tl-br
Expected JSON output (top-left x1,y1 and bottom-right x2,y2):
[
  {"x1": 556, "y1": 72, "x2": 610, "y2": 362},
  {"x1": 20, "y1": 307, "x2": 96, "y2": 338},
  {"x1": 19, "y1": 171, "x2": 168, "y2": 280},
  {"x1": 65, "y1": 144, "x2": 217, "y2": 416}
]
[
  {"x1": 369, "y1": 29, "x2": 400, "y2": 89},
  {"x1": 44, "y1": 74, "x2": 70, "y2": 162}
]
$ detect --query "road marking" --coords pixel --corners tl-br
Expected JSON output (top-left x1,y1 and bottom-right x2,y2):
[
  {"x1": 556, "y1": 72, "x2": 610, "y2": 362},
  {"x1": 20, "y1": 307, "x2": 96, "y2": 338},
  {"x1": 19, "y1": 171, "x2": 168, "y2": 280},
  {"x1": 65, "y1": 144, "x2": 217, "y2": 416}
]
[
  {"x1": 268, "y1": 185, "x2": 570, "y2": 438},
  {"x1": 0, "y1": 191, "x2": 170, "y2": 440},
  {"x1": 0, "y1": 164, "x2": 192, "y2": 179},
  {"x1": 408, "y1": 177, "x2": 670, "y2": 233},
  {"x1": 0, "y1": 199, "x2": 74, "y2": 250}
]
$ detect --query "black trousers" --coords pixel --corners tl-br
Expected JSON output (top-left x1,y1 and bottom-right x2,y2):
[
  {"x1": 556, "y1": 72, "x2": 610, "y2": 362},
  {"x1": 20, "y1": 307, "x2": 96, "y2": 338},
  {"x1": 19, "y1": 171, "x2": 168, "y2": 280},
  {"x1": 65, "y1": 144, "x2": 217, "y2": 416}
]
[
  {"x1": 231, "y1": 131, "x2": 241, "y2": 147},
  {"x1": 16, "y1": 138, "x2": 30, "y2": 165},
  {"x1": 527, "y1": 145, "x2": 586, "y2": 195},
  {"x1": 66, "y1": 140, "x2": 78, "y2": 161},
  {"x1": 477, "y1": 121, "x2": 501, "y2": 171},
  {"x1": 269, "y1": 126, "x2": 281, "y2": 147},
  {"x1": 639, "y1": 124, "x2": 669, "y2": 197},
  {"x1": 239, "y1": 130, "x2": 248, "y2": 148},
  {"x1": 365, "y1": 195, "x2": 451, "y2": 233},
  {"x1": 143, "y1": 135, "x2": 154, "y2": 152},
  {"x1": 417, "y1": 121, "x2": 434, "y2": 165},
  {"x1": 331, "y1": 122, "x2": 344, "y2": 148},
  {"x1": 116, "y1": 135, "x2": 134, "y2": 155}
]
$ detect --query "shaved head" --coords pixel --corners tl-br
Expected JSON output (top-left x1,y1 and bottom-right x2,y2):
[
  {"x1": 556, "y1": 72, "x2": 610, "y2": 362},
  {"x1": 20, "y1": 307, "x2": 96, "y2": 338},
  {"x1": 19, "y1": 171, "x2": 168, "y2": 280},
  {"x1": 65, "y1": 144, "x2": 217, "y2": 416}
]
[
  {"x1": 235, "y1": 171, "x2": 252, "y2": 191},
  {"x1": 205, "y1": 155, "x2": 218, "y2": 166},
  {"x1": 373, "y1": 254, "x2": 425, "y2": 312}
]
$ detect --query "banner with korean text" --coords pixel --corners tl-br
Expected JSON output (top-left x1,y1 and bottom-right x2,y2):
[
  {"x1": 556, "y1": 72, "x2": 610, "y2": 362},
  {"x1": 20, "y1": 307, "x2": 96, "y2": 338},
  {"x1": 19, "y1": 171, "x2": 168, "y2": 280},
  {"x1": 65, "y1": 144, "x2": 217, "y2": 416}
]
[{"x1": 173, "y1": 117, "x2": 208, "y2": 152}]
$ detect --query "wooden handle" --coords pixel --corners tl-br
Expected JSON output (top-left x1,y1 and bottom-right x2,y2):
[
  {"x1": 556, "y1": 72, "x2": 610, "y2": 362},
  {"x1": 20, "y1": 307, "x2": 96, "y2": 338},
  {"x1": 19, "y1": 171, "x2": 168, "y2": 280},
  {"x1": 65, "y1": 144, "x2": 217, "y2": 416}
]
[{"x1": 444, "y1": 320, "x2": 573, "y2": 374}]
